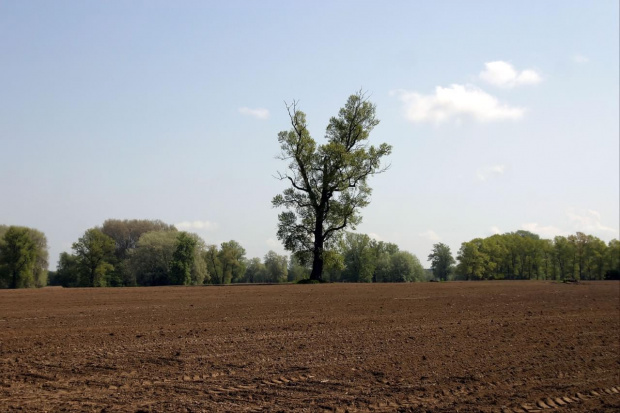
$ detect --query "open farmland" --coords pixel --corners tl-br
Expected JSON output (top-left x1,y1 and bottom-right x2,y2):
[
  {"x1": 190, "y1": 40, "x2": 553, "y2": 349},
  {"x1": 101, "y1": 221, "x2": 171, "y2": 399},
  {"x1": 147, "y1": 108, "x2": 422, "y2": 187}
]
[{"x1": 0, "y1": 282, "x2": 618, "y2": 412}]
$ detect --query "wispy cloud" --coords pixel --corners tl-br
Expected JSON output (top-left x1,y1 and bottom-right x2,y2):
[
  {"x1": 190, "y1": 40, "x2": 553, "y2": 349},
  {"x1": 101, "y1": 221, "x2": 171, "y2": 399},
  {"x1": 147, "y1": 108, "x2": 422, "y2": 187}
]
[
  {"x1": 395, "y1": 84, "x2": 525, "y2": 124},
  {"x1": 265, "y1": 238, "x2": 287, "y2": 254},
  {"x1": 238, "y1": 107, "x2": 270, "y2": 120},
  {"x1": 490, "y1": 226, "x2": 502, "y2": 235},
  {"x1": 479, "y1": 61, "x2": 542, "y2": 88},
  {"x1": 419, "y1": 230, "x2": 441, "y2": 241},
  {"x1": 566, "y1": 208, "x2": 617, "y2": 234},
  {"x1": 521, "y1": 223, "x2": 564, "y2": 238},
  {"x1": 477, "y1": 164, "x2": 506, "y2": 181},
  {"x1": 572, "y1": 54, "x2": 589, "y2": 64},
  {"x1": 175, "y1": 220, "x2": 218, "y2": 231}
]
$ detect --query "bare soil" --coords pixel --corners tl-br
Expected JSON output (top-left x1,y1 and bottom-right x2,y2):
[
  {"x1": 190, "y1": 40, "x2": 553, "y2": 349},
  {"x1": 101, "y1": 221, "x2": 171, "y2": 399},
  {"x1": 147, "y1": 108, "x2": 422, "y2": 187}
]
[{"x1": 0, "y1": 281, "x2": 618, "y2": 412}]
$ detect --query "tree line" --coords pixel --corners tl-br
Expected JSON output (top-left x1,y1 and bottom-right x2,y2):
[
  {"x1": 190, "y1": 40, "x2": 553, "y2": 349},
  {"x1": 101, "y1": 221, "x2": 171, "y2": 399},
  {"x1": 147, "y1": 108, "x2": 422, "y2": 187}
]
[
  {"x1": 453, "y1": 230, "x2": 620, "y2": 281},
  {"x1": 1, "y1": 221, "x2": 618, "y2": 288}
]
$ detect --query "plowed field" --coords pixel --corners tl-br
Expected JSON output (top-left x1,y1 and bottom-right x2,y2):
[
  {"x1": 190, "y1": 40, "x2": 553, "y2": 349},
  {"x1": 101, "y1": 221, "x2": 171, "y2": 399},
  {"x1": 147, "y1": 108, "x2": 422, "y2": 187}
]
[{"x1": 1, "y1": 281, "x2": 618, "y2": 412}]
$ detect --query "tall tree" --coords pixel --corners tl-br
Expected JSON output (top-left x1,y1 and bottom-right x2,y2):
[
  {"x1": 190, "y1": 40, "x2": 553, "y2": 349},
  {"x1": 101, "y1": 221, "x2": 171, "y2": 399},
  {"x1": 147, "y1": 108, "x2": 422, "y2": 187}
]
[
  {"x1": 340, "y1": 232, "x2": 376, "y2": 283},
  {"x1": 263, "y1": 250, "x2": 288, "y2": 283},
  {"x1": 101, "y1": 219, "x2": 177, "y2": 261},
  {"x1": 169, "y1": 232, "x2": 198, "y2": 285},
  {"x1": 0, "y1": 226, "x2": 38, "y2": 288},
  {"x1": 243, "y1": 257, "x2": 267, "y2": 283},
  {"x1": 273, "y1": 91, "x2": 391, "y2": 281},
  {"x1": 127, "y1": 230, "x2": 178, "y2": 286},
  {"x1": 207, "y1": 241, "x2": 247, "y2": 284},
  {"x1": 50, "y1": 252, "x2": 79, "y2": 287},
  {"x1": 386, "y1": 251, "x2": 425, "y2": 282},
  {"x1": 72, "y1": 228, "x2": 115, "y2": 287},
  {"x1": 456, "y1": 239, "x2": 495, "y2": 280},
  {"x1": 428, "y1": 242, "x2": 455, "y2": 281}
]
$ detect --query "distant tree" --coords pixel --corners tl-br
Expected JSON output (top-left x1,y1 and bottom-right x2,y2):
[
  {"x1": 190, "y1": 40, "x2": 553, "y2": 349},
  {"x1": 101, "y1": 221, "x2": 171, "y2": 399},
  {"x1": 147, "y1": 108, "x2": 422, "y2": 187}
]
[
  {"x1": 584, "y1": 235, "x2": 607, "y2": 280},
  {"x1": 101, "y1": 219, "x2": 177, "y2": 261},
  {"x1": 340, "y1": 232, "x2": 375, "y2": 282},
  {"x1": 273, "y1": 91, "x2": 392, "y2": 281},
  {"x1": 263, "y1": 251, "x2": 288, "y2": 283},
  {"x1": 101, "y1": 219, "x2": 177, "y2": 285},
  {"x1": 385, "y1": 251, "x2": 424, "y2": 282},
  {"x1": 127, "y1": 230, "x2": 178, "y2": 286},
  {"x1": 243, "y1": 257, "x2": 267, "y2": 283},
  {"x1": 553, "y1": 236, "x2": 574, "y2": 280},
  {"x1": 220, "y1": 241, "x2": 247, "y2": 284},
  {"x1": 28, "y1": 228, "x2": 49, "y2": 287},
  {"x1": 72, "y1": 228, "x2": 115, "y2": 287},
  {"x1": 370, "y1": 240, "x2": 399, "y2": 282},
  {"x1": 287, "y1": 254, "x2": 310, "y2": 282},
  {"x1": 456, "y1": 239, "x2": 494, "y2": 280},
  {"x1": 169, "y1": 232, "x2": 198, "y2": 285},
  {"x1": 428, "y1": 242, "x2": 455, "y2": 281},
  {"x1": 50, "y1": 252, "x2": 79, "y2": 287},
  {"x1": 0, "y1": 226, "x2": 38, "y2": 288},
  {"x1": 188, "y1": 233, "x2": 209, "y2": 285},
  {"x1": 204, "y1": 245, "x2": 223, "y2": 284},
  {"x1": 207, "y1": 241, "x2": 246, "y2": 284},
  {"x1": 605, "y1": 239, "x2": 620, "y2": 280}
]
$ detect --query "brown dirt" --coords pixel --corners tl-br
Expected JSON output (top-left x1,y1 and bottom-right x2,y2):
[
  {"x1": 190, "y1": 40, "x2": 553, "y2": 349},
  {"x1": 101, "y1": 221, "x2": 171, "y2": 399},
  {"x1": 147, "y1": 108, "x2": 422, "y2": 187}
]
[{"x1": 0, "y1": 281, "x2": 618, "y2": 412}]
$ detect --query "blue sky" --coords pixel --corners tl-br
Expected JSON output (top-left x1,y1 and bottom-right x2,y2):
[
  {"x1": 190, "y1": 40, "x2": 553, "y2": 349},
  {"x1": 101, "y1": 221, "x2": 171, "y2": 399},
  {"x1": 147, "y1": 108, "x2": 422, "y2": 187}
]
[{"x1": 1, "y1": 1, "x2": 618, "y2": 267}]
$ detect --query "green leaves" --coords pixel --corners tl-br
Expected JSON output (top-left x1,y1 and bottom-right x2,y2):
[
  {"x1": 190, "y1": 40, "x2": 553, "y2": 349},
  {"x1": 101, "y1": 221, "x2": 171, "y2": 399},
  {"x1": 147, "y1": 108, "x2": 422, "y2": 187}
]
[
  {"x1": 169, "y1": 232, "x2": 198, "y2": 286},
  {"x1": 428, "y1": 243, "x2": 455, "y2": 281},
  {"x1": 72, "y1": 228, "x2": 115, "y2": 287},
  {"x1": 274, "y1": 91, "x2": 391, "y2": 280},
  {"x1": 0, "y1": 226, "x2": 39, "y2": 288}
]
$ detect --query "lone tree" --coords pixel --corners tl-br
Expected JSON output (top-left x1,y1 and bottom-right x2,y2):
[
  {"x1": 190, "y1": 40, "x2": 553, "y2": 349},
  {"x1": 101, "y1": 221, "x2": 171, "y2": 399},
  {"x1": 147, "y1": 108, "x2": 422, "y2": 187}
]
[
  {"x1": 428, "y1": 242, "x2": 456, "y2": 281},
  {"x1": 273, "y1": 91, "x2": 391, "y2": 281}
]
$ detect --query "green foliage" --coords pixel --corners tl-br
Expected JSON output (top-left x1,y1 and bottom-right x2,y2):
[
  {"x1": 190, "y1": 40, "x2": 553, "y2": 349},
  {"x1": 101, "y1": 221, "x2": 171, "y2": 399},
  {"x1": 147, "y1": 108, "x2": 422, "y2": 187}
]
[
  {"x1": 455, "y1": 231, "x2": 619, "y2": 281},
  {"x1": 101, "y1": 219, "x2": 177, "y2": 285},
  {"x1": 242, "y1": 257, "x2": 268, "y2": 283},
  {"x1": 428, "y1": 242, "x2": 455, "y2": 281},
  {"x1": 385, "y1": 251, "x2": 425, "y2": 282},
  {"x1": 263, "y1": 250, "x2": 288, "y2": 283},
  {"x1": 273, "y1": 91, "x2": 391, "y2": 280},
  {"x1": 287, "y1": 254, "x2": 310, "y2": 282},
  {"x1": 72, "y1": 228, "x2": 115, "y2": 287},
  {"x1": 49, "y1": 252, "x2": 79, "y2": 287},
  {"x1": 127, "y1": 230, "x2": 178, "y2": 286},
  {"x1": 101, "y1": 219, "x2": 177, "y2": 261},
  {"x1": 340, "y1": 233, "x2": 375, "y2": 282},
  {"x1": 0, "y1": 226, "x2": 48, "y2": 288},
  {"x1": 206, "y1": 241, "x2": 246, "y2": 284},
  {"x1": 0, "y1": 227, "x2": 37, "y2": 288},
  {"x1": 169, "y1": 232, "x2": 198, "y2": 285}
]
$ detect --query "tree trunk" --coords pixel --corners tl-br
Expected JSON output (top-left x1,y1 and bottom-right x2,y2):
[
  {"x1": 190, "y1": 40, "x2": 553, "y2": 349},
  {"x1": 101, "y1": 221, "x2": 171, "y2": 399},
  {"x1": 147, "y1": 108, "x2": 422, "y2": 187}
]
[{"x1": 310, "y1": 237, "x2": 324, "y2": 281}]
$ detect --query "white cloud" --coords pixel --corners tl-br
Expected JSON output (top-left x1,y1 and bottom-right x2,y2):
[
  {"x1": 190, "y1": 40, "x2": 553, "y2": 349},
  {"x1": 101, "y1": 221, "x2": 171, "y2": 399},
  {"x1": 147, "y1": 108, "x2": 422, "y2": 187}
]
[
  {"x1": 419, "y1": 230, "x2": 441, "y2": 241},
  {"x1": 175, "y1": 220, "x2": 218, "y2": 231},
  {"x1": 490, "y1": 226, "x2": 502, "y2": 235},
  {"x1": 572, "y1": 54, "x2": 589, "y2": 64},
  {"x1": 477, "y1": 164, "x2": 506, "y2": 181},
  {"x1": 521, "y1": 223, "x2": 564, "y2": 238},
  {"x1": 265, "y1": 238, "x2": 287, "y2": 255},
  {"x1": 238, "y1": 107, "x2": 270, "y2": 120},
  {"x1": 395, "y1": 84, "x2": 525, "y2": 124},
  {"x1": 479, "y1": 61, "x2": 542, "y2": 88},
  {"x1": 566, "y1": 208, "x2": 617, "y2": 234},
  {"x1": 367, "y1": 232, "x2": 383, "y2": 242}
]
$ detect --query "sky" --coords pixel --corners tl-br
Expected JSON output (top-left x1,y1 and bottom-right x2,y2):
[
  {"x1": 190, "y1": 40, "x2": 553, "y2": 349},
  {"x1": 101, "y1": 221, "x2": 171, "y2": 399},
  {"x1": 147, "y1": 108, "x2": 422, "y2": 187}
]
[{"x1": 1, "y1": 0, "x2": 618, "y2": 268}]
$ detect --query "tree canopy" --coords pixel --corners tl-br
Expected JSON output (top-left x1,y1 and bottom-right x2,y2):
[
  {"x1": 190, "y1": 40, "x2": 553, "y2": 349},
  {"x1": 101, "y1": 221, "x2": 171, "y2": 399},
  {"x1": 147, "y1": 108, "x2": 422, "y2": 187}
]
[
  {"x1": 273, "y1": 91, "x2": 391, "y2": 281},
  {"x1": 0, "y1": 225, "x2": 48, "y2": 288}
]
